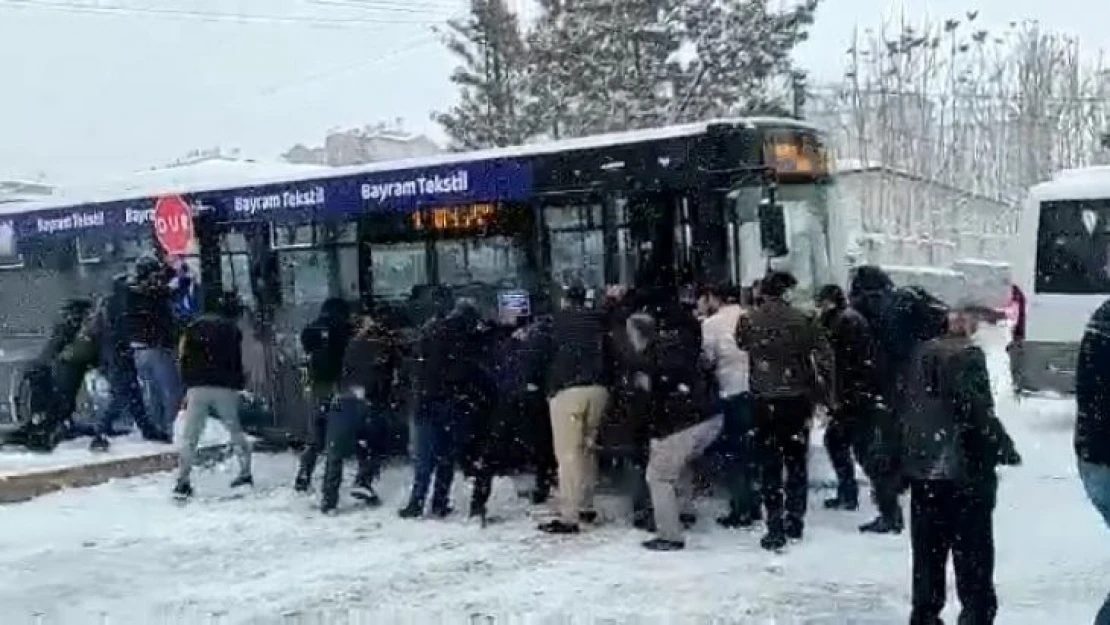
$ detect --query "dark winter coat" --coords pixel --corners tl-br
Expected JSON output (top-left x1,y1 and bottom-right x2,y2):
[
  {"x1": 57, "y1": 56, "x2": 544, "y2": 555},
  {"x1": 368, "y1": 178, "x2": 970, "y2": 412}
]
[
  {"x1": 546, "y1": 306, "x2": 612, "y2": 396},
  {"x1": 126, "y1": 282, "x2": 177, "y2": 349},
  {"x1": 339, "y1": 329, "x2": 399, "y2": 406},
  {"x1": 737, "y1": 298, "x2": 830, "y2": 401},
  {"x1": 179, "y1": 313, "x2": 245, "y2": 390},
  {"x1": 36, "y1": 300, "x2": 94, "y2": 368},
  {"x1": 301, "y1": 302, "x2": 352, "y2": 387},
  {"x1": 461, "y1": 326, "x2": 547, "y2": 477},
  {"x1": 621, "y1": 304, "x2": 717, "y2": 440},
  {"x1": 1076, "y1": 298, "x2": 1110, "y2": 466},
  {"x1": 99, "y1": 278, "x2": 136, "y2": 368},
  {"x1": 819, "y1": 305, "x2": 879, "y2": 408},
  {"x1": 900, "y1": 336, "x2": 1020, "y2": 489},
  {"x1": 416, "y1": 306, "x2": 492, "y2": 404}
]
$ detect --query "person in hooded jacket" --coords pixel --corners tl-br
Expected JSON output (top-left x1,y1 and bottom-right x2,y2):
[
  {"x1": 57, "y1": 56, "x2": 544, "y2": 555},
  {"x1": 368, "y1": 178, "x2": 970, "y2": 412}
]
[
  {"x1": 815, "y1": 284, "x2": 878, "y2": 511},
  {"x1": 848, "y1": 265, "x2": 911, "y2": 534},
  {"x1": 294, "y1": 297, "x2": 353, "y2": 492},
  {"x1": 1075, "y1": 297, "x2": 1110, "y2": 625},
  {"x1": 90, "y1": 274, "x2": 164, "y2": 451},
  {"x1": 318, "y1": 311, "x2": 399, "y2": 514},
  {"x1": 400, "y1": 293, "x2": 491, "y2": 519},
  {"x1": 127, "y1": 256, "x2": 183, "y2": 438},
  {"x1": 622, "y1": 289, "x2": 721, "y2": 551},
  {"x1": 737, "y1": 271, "x2": 832, "y2": 551},
  {"x1": 900, "y1": 306, "x2": 1020, "y2": 625}
]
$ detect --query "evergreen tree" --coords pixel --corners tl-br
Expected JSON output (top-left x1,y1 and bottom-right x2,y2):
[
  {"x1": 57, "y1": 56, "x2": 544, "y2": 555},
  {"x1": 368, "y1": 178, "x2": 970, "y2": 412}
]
[
  {"x1": 434, "y1": 0, "x2": 535, "y2": 150},
  {"x1": 675, "y1": 0, "x2": 820, "y2": 120}
]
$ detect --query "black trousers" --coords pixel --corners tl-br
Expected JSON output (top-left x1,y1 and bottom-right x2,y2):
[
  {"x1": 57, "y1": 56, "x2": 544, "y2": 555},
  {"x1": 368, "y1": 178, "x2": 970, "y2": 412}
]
[
  {"x1": 321, "y1": 395, "x2": 383, "y2": 509},
  {"x1": 753, "y1": 396, "x2": 812, "y2": 531},
  {"x1": 297, "y1": 383, "x2": 337, "y2": 480},
  {"x1": 851, "y1": 401, "x2": 904, "y2": 522},
  {"x1": 823, "y1": 414, "x2": 859, "y2": 501},
  {"x1": 909, "y1": 479, "x2": 998, "y2": 625}
]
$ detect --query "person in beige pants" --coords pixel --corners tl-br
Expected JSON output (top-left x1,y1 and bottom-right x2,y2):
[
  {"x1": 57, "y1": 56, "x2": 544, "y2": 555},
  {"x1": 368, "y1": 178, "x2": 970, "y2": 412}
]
[{"x1": 548, "y1": 385, "x2": 610, "y2": 529}]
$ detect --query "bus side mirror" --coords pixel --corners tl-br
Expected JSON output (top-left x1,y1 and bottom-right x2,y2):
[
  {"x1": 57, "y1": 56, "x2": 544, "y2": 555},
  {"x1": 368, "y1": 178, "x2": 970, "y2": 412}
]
[{"x1": 759, "y1": 200, "x2": 789, "y2": 258}]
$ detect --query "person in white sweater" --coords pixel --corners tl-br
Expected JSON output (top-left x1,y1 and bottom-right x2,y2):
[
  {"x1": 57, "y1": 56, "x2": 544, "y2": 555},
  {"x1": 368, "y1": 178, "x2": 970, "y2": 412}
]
[{"x1": 697, "y1": 284, "x2": 761, "y2": 528}]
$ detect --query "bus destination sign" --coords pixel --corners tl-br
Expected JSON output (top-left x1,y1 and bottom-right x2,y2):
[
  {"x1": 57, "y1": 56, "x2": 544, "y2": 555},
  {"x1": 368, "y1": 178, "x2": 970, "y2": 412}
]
[{"x1": 409, "y1": 203, "x2": 496, "y2": 232}]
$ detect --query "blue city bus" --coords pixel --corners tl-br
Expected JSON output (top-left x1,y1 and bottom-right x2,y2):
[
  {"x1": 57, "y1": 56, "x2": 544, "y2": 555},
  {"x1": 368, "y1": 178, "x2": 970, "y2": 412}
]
[{"x1": 0, "y1": 117, "x2": 835, "y2": 445}]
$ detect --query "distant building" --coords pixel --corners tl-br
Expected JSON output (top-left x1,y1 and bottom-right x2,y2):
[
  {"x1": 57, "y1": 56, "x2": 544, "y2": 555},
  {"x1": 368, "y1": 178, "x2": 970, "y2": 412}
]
[
  {"x1": 283, "y1": 122, "x2": 441, "y2": 166},
  {"x1": 0, "y1": 179, "x2": 54, "y2": 206}
]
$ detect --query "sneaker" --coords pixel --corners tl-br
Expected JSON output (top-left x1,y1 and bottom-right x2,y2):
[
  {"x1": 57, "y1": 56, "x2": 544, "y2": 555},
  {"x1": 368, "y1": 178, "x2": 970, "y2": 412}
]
[
  {"x1": 88, "y1": 435, "x2": 111, "y2": 453},
  {"x1": 398, "y1": 503, "x2": 423, "y2": 519},
  {"x1": 537, "y1": 520, "x2": 580, "y2": 534},
  {"x1": 229, "y1": 475, "x2": 253, "y2": 489},
  {"x1": 172, "y1": 481, "x2": 193, "y2": 501},
  {"x1": 642, "y1": 538, "x2": 685, "y2": 551},
  {"x1": 859, "y1": 515, "x2": 904, "y2": 535},
  {"x1": 760, "y1": 530, "x2": 787, "y2": 551}
]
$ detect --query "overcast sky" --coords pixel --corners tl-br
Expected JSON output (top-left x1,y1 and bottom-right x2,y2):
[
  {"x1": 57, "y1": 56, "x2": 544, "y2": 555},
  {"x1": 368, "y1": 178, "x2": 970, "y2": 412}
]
[{"x1": 1, "y1": 0, "x2": 1105, "y2": 183}]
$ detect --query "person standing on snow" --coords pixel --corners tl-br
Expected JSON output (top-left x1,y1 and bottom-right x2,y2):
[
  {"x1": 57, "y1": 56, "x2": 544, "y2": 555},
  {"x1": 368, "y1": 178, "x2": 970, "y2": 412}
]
[
  {"x1": 90, "y1": 274, "x2": 165, "y2": 451},
  {"x1": 1076, "y1": 298, "x2": 1110, "y2": 625},
  {"x1": 127, "y1": 256, "x2": 184, "y2": 438},
  {"x1": 629, "y1": 290, "x2": 721, "y2": 551},
  {"x1": 815, "y1": 284, "x2": 878, "y2": 512},
  {"x1": 294, "y1": 297, "x2": 353, "y2": 492},
  {"x1": 538, "y1": 284, "x2": 613, "y2": 534},
  {"x1": 737, "y1": 271, "x2": 831, "y2": 551},
  {"x1": 900, "y1": 306, "x2": 1020, "y2": 625},
  {"x1": 173, "y1": 292, "x2": 252, "y2": 500},
  {"x1": 318, "y1": 312, "x2": 398, "y2": 514},
  {"x1": 400, "y1": 292, "x2": 490, "y2": 519},
  {"x1": 697, "y1": 284, "x2": 759, "y2": 530}
]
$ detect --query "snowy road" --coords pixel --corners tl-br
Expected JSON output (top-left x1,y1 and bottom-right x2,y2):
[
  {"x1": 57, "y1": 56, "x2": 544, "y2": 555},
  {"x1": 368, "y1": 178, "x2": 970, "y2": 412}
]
[{"x1": 0, "y1": 331, "x2": 1108, "y2": 624}]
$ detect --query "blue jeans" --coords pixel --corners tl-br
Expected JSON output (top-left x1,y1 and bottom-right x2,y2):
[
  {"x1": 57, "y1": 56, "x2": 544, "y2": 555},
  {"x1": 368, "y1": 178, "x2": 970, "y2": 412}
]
[
  {"x1": 134, "y1": 347, "x2": 183, "y2": 434},
  {"x1": 1080, "y1": 460, "x2": 1110, "y2": 625},
  {"x1": 407, "y1": 400, "x2": 463, "y2": 513},
  {"x1": 720, "y1": 393, "x2": 760, "y2": 516},
  {"x1": 97, "y1": 361, "x2": 155, "y2": 437}
]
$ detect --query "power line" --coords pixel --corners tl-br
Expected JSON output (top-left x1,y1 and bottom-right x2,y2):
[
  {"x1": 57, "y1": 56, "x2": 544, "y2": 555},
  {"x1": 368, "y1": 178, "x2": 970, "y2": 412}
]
[
  {"x1": 308, "y1": 0, "x2": 462, "y2": 13},
  {"x1": 0, "y1": 0, "x2": 447, "y2": 27}
]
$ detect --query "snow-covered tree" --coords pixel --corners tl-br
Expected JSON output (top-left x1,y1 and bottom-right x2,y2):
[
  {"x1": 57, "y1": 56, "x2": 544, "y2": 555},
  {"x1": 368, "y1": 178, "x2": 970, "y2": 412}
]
[
  {"x1": 434, "y1": 0, "x2": 535, "y2": 149},
  {"x1": 527, "y1": 0, "x2": 820, "y2": 137},
  {"x1": 675, "y1": 0, "x2": 819, "y2": 121}
]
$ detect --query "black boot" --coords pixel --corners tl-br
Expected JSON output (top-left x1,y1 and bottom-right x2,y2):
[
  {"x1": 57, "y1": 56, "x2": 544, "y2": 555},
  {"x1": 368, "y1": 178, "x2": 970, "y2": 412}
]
[
  {"x1": 294, "y1": 471, "x2": 311, "y2": 493},
  {"x1": 679, "y1": 512, "x2": 697, "y2": 529},
  {"x1": 642, "y1": 537, "x2": 685, "y2": 551},
  {"x1": 229, "y1": 474, "x2": 253, "y2": 489},
  {"x1": 172, "y1": 480, "x2": 193, "y2": 501},
  {"x1": 633, "y1": 508, "x2": 656, "y2": 532},
  {"x1": 859, "y1": 513, "x2": 904, "y2": 534},
  {"x1": 538, "y1": 520, "x2": 580, "y2": 534},
  {"x1": 784, "y1": 516, "x2": 804, "y2": 541},
  {"x1": 398, "y1": 503, "x2": 423, "y2": 519},
  {"x1": 823, "y1": 492, "x2": 860, "y2": 511},
  {"x1": 89, "y1": 435, "x2": 111, "y2": 452}
]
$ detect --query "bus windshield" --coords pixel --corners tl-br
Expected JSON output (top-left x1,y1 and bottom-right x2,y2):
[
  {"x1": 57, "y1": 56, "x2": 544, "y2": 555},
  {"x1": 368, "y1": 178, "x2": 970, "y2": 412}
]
[{"x1": 1035, "y1": 199, "x2": 1110, "y2": 294}]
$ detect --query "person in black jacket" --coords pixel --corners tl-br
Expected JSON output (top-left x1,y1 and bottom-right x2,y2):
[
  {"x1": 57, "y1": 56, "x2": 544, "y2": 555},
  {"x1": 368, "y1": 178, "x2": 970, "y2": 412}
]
[
  {"x1": 1076, "y1": 298, "x2": 1110, "y2": 625},
  {"x1": 900, "y1": 306, "x2": 1019, "y2": 625},
  {"x1": 294, "y1": 297, "x2": 353, "y2": 492},
  {"x1": 400, "y1": 293, "x2": 491, "y2": 519},
  {"x1": 318, "y1": 312, "x2": 399, "y2": 514},
  {"x1": 622, "y1": 291, "x2": 721, "y2": 551},
  {"x1": 128, "y1": 257, "x2": 184, "y2": 438},
  {"x1": 538, "y1": 284, "x2": 614, "y2": 534},
  {"x1": 173, "y1": 292, "x2": 252, "y2": 500},
  {"x1": 90, "y1": 275, "x2": 164, "y2": 451},
  {"x1": 816, "y1": 284, "x2": 878, "y2": 511}
]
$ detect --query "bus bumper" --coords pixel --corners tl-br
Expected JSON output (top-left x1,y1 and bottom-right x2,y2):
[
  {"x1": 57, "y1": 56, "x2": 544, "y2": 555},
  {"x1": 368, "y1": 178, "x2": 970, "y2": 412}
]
[{"x1": 1009, "y1": 340, "x2": 1078, "y2": 395}]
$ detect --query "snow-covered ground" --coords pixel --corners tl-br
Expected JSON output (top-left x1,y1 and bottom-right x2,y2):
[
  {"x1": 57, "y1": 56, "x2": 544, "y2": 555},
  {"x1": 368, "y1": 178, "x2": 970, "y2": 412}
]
[
  {"x1": 0, "y1": 421, "x2": 233, "y2": 478},
  {"x1": 0, "y1": 326, "x2": 1106, "y2": 624}
]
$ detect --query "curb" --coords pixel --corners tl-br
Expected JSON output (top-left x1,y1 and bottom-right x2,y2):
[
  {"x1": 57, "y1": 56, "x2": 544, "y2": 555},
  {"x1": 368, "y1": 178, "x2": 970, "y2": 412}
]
[{"x1": 0, "y1": 444, "x2": 229, "y2": 504}]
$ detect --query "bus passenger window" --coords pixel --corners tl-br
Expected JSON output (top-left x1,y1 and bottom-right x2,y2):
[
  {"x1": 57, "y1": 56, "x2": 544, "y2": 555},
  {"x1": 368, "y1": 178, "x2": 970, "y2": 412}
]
[
  {"x1": 545, "y1": 204, "x2": 604, "y2": 289},
  {"x1": 371, "y1": 242, "x2": 427, "y2": 301},
  {"x1": 1035, "y1": 200, "x2": 1110, "y2": 294}
]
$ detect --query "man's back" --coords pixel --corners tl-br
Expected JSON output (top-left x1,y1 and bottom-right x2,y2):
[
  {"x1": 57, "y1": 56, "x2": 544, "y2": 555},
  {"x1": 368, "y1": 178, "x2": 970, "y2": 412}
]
[
  {"x1": 739, "y1": 299, "x2": 824, "y2": 399},
  {"x1": 180, "y1": 314, "x2": 244, "y2": 391},
  {"x1": 548, "y1": 307, "x2": 610, "y2": 395}
]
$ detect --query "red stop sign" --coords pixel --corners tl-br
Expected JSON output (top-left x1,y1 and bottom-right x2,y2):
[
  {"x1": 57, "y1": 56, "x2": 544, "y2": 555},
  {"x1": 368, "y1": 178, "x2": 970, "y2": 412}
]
[{"x1": 153, "y1": 195, "x2": 194, "y2": 256}]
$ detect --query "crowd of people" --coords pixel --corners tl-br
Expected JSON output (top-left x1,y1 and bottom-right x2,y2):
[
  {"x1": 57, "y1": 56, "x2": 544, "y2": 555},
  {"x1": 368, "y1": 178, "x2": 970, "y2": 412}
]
[
  {"x1": 7, "y1": 257, "x2": 1034, "y2": 623},
  {"x1": 278, "y1": 264, "x2": 1022, "y2": 623}
]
